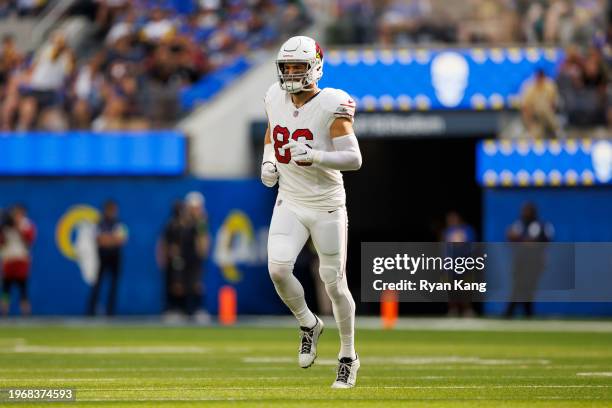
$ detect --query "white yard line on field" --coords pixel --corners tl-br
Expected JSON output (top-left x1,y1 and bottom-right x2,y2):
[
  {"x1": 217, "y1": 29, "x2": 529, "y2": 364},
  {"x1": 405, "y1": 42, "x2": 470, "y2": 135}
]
[
  {"x1": 2, "y1": 316, "x2": 612, "y2": 333},
  {"x1": 368, "y1": 318, "x2": 612, "y2": 333},
  {"x1": 1, "y1": 345, "x2": 209, "y2": 354},
  {"x1": 577, "y1": 372, "x2": 612, "y2": 377},
  {"x1": 0, "y1": 367, "x2": 205, "y2": 372},
  {"x1": 75, "y1": 398, "x2": 254, "y2": 402},
  {"x1": 243, "y1": 356, "x2": 551, "y2": 366}
]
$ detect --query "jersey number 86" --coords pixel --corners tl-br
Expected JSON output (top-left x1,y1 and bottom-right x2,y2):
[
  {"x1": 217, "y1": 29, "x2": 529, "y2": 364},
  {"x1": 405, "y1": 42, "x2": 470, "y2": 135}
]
[{"x1": 273, "y1": 125, "x2": 314, "y2": 166}]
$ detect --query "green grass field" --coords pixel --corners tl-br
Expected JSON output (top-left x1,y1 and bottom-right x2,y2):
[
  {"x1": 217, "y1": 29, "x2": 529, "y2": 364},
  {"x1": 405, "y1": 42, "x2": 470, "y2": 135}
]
[{"x1": 1, "y1": 319, "x2": 611, "y2": 407}]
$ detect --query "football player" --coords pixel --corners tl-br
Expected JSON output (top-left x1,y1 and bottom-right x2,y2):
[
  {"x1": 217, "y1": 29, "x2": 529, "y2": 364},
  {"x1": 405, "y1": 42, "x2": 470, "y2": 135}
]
[{"x1": 261, "y1": 36, "x2": 362, "y2": 388}]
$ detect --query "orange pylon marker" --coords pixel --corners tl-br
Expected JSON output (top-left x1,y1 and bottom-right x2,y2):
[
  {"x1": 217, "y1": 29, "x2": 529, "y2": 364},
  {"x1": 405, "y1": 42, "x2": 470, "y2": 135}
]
[
  {"x1": 381, "y1": 290, "x2": 398, "y2": 329},
  {"x1": 218, "y1": 285, "x2": 237, "y2": 325}
]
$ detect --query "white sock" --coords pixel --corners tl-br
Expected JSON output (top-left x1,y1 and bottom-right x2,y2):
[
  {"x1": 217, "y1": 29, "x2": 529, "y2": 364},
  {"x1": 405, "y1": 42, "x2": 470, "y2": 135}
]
[
  {"x1": 337, "y1": 315, "x2": 356, "y2": 360},
  {"x1": 325, "y1": 276, "x2": 356, "y2": 360}
]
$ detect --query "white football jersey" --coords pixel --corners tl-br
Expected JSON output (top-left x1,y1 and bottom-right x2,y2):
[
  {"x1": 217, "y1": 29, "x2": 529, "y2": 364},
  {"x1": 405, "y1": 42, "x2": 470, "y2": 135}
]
[{"x1": 264, "y1": 82, "x2": 356, "y2": 211}]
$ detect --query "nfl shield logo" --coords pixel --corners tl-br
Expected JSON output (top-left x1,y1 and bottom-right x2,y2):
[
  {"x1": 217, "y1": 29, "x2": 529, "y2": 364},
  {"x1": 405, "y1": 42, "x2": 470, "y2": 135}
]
[{"x1": 293, "y1": 111, "x2": 299, "y2": 117}]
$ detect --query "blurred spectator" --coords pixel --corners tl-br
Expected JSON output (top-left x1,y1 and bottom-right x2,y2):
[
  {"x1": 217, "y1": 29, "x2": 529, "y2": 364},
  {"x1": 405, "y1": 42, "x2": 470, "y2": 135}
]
[
  {"x1": 0, "y1": 204, "x2": 36, "y2": 316},
  {"x1": 262, "y1": 0, "x2": 309, "y2": 39},
  {"x1": 521, "y1": 69, "x2": 560, "y2": 138},
  {"x1": 326, "y1": 0, "x2": 606, "y2": 46},
  {"x1": 16, "y1": 31, "x2": 75, "y2": 131},
  {"x1": 378, "y1": 0, "x2": 437, "y2": 45},
  {"x1": 505, "y1": 202, "x2": 554, "y2": 318},
  {"x1": 95, "y1": 0, "x2": 130, "y2": 32},
  {"x1": 543, "y1": 0, "x2": 572, "y2": 44},
  {"x1": 0, "y1": 55, "x2": 30, "y2": 131},
  {"x1": 443, "y1": 211, "x2": 476, "y2": 244},
  {"x1": 105, "y1": 7, "x2": 138, "y2": 45},
  {"x1": 141, "y1": 7, "x2": 176, "y2": 43},
  {"x1": 442, "y1": 211, "x2": 477, "y2": 318},
  {"x1": 582, "y1": 47, "x2": 608, "y2": 90},
  {"x1": 558, "y1": 45, "x2": 585, "y2": 89},
  {"x1": 327, "y1": 0, "x2": 377, "y2": 45},
  {"x1": 182, "y1": 191, "x2": 210, "y2": 322},
  {"x1": 524, "y1": 0, "x2": 584, "y2": 45},
  {"x1": 0, "y1": 0, "x2": 49, "y2": 18},
  {"x1": 141, "y1": 43, "x2": 185, "y2": 124},
  {"x1": 91, "y1": 64, "x2": 150, "y2": 131},
  {"x1": 0, "y1": 35, "x2": 23, "y2": 98},
  {"x1": 87, "y1": 200, "x2": 128, "y2": 316},
  {"x1": 557, "y1": 45, "x2": 609, "y2": 127},
  {"x1": 0, "y1": 35, "x2": 23, "y2": 130},
  {"x1": 92, "y1": 95, "x2": 146, "y2": 130},
  {"x1": 157, "y1": 193, "x2": 211, "y2": 322},
  {"x1": 158, "y1": 191, "x2": 210, "y2": 323},
  {"x1": 523, "y1": 1, "x2": 546, "y2": 43},
  {"x1": 72, "y1": 51, "x2": 106, "y2": 129},
  {"x1": 106, "y1": 33, "x2": 144, "y2": 66},
  {"x1": 16, "y1": 0, "x2": 47, "y2": 16},
  {"x1": 159, "y1": 201, "x2": 186, "y2": 317},
  {"x1": 0, "y1": 0, "x2": 12, "y2": 18}
]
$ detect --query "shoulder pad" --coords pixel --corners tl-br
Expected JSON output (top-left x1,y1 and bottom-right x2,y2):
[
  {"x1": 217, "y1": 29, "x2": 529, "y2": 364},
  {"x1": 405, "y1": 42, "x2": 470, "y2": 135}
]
[{"x1": 320, "y1": 88, "x2": 356, "y2": 120}]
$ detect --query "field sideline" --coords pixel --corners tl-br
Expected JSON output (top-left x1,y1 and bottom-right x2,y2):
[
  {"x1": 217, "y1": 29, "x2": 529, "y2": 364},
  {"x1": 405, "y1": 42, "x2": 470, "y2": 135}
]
[{"x1": 0, "y1": 318, "x2": 611, "y2": 407}]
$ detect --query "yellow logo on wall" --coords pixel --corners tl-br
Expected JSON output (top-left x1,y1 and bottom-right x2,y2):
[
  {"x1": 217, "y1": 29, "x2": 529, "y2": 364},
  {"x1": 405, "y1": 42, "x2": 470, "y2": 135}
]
[
  {"x1": 56, "y1": 205, "x2": 101, "y2": 285},
  {"x1": 213, "y1": 210, "x2": 270, "y2": 283}
]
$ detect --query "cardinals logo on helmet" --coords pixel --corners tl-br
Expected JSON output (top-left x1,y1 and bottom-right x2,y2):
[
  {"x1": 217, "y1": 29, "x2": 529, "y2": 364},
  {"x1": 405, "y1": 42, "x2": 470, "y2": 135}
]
[{"x1": 315, "y1": 42, "x2": 324, "y2": 62}]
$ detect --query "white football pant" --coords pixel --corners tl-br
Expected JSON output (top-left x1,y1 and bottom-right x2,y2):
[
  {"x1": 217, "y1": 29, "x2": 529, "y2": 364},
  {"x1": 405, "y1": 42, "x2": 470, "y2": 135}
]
[{"x1": 267, "y1": 197, "x2": 356, "y2": 359}]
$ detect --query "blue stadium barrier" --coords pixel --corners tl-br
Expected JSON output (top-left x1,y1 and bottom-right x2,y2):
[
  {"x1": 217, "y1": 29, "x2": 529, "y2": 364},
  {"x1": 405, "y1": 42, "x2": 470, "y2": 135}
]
[
  {"x1": 482, "y1": 187, "x2": 612, "y2": 317},
  {"x1": 476, "y1": 138, "x2": 612, "y2": 187},
  {"x1": 0, "y1": 178, "x2": 282, "y2": 316},
  {"x1": 320, "y1": 47, "x2": 564, "y2": 111},
  {"x1": 0, "y1": 131, "x2": 186, "y2": 176},
  {"x1": 479, "y1": 137, "x2": 612, "y2": 316}
]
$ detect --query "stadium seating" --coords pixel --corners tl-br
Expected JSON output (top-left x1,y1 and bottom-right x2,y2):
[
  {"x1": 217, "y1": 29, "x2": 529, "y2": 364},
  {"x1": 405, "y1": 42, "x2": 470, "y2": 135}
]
[{"x1": 0, "y1": 0, "x2": 308, "y2": 131}]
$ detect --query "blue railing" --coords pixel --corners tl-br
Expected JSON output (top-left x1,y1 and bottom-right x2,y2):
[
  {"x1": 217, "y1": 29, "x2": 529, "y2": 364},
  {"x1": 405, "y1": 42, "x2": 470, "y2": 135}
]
[
  {"x1": 476, "y1": 138, "x2": 612, "y2": 187},
  {"x1": 0, "y1": 131, "x2": 186, "y2": 175}
]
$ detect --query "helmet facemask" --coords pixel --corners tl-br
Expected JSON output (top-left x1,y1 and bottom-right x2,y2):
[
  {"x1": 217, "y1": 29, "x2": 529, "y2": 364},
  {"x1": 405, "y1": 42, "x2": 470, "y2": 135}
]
[{"x1": 276, "y1": 60, "x2": 317, "y2": 94}]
